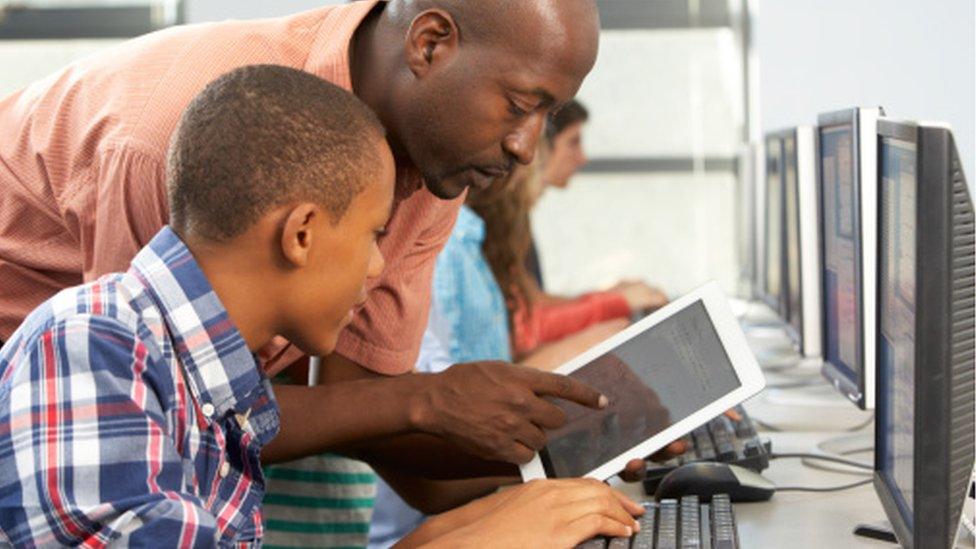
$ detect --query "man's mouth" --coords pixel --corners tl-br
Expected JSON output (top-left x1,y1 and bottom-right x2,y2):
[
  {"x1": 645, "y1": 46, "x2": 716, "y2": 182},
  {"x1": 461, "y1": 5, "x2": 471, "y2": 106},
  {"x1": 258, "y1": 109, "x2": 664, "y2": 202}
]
[{"x1": 471, "y1": 167, "x2": 509, "y2": 189}]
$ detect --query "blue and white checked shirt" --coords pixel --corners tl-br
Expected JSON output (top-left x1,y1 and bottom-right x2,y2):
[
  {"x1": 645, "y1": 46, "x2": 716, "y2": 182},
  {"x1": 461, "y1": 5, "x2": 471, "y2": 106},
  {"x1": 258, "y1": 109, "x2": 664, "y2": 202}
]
[{"x1": 0, "y1": 227, "x2": 280, "y2": 548}]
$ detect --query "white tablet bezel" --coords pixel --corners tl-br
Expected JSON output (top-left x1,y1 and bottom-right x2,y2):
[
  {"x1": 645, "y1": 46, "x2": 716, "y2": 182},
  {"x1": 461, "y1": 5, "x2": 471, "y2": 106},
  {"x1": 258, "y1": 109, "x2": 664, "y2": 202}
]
[{"x1": 519, "y1": 281, "x2": 766, "y2": 482}]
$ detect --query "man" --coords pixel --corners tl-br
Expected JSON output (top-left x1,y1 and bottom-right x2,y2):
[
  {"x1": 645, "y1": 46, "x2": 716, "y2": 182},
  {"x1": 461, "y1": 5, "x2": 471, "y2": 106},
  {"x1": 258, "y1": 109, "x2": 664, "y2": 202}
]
[
  {"x1": 0, "y1": 0, "x2": 605, "y2": 514},
  {"x1": 0, "y1": 64, "x2": 644, "y2": 547}
]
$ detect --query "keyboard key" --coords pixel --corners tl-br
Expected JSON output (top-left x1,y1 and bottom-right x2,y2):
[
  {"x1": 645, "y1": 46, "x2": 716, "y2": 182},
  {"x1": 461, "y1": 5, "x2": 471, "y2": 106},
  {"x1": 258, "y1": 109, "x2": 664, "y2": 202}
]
[
  {"x1": 680, "y1": 496, "x2": 701, "y2": 548},
  {"x1": 633, "y1": 503, "x2": 657, "y2": 549},
  {"x1": 710, "y1": 495, "x2": 738, "y2": 549},
  {"x1": 576, "y1": 538, "x2": 607, "y2": 549},
  {"x1": 700, "y1": 503, "x2": 713, "y2": 549},
  {"x1": 657, "y1": 499, "x2": 678, "y2": 549},
  {"x1": 743, "y1": 439, "x2": 763, "y2": 457},
  {"x1": 607, "y1": 536, "x2": 630, "y2": 549}
]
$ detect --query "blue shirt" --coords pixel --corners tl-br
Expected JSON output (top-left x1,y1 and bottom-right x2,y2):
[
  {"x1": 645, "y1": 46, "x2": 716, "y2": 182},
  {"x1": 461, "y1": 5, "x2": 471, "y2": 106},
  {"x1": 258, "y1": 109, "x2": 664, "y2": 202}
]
[
  {"x1": 0, "y1": 227, "x2": 279, "y2": 547},
  {"x1": 369, "y1": 206, "x2": 514, "y2": 548},
  {"x1": 431, "y1": 205, "x2": 512, "y2": 363}
]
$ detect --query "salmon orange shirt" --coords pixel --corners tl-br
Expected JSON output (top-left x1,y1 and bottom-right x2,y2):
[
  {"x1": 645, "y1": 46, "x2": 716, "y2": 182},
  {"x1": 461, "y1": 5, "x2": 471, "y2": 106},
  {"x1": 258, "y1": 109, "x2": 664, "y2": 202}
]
[{"x1": 0, "y1": 0, "x2": 463, "y2": 375}]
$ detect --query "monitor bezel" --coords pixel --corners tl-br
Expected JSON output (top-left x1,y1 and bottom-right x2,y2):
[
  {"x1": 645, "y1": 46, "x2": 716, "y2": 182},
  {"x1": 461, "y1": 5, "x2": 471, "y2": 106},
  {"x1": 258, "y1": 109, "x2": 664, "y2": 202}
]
[
  {"x1": 796, "y1": 126, "x2": 823, "y2": 359},
  {"x1": 769, "y1": 127, "x2": 804, "y2": 349},
  {"x1": 873, "y1": 119, "x2": 970, "y2": 548},
  {"x1": 817, "y1": 107, "x2": 880, "y2": 410},
  {"x1": 761, "y1": 133, "x2": 787, "y2": 318}
]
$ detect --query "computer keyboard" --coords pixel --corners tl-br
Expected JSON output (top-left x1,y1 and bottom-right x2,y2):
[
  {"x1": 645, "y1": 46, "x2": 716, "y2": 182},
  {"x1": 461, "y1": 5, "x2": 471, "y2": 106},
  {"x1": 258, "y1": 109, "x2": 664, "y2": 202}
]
[
  {"x1": 576, "y1": 494, "x2": 740, "y2": 549},
  {"x1": 643, "y1": 406, "x2": 771, "y2": 495}
]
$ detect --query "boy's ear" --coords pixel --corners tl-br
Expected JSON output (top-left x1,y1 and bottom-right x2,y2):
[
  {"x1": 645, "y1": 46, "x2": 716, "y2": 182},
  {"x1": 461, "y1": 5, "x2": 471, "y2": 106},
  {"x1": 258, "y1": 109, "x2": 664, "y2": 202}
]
[{"x1": 280, "y1": 203, "x2": 321, "y2": 268}]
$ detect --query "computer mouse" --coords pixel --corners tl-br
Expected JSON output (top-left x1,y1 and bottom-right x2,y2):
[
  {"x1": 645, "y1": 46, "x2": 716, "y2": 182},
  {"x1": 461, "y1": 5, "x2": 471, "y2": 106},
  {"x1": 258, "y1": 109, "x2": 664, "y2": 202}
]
[{"x1": 654, "y1": 462, "x2": 775, "y2": 503}]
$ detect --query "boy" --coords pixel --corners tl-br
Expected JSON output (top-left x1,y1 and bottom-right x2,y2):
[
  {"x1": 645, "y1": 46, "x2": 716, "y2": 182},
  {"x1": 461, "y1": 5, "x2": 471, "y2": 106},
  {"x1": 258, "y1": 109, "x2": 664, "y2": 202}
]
[{"x1": 0, "y1": 65, "x2": 641, "y2": 547}]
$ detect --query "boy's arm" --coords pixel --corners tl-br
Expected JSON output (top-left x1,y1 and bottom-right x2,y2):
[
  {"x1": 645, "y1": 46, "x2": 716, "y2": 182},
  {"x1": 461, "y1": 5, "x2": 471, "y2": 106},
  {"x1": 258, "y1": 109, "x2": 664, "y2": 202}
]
[
  {"x1": 394, "y1": 479, "x2": 644, "y2": 548},
  {"x1": 0, "y1": 318, "x2": 221, "y2": 547},
  {"x1": 372, "y1": 464, "x2": 516, "y2": 515}
]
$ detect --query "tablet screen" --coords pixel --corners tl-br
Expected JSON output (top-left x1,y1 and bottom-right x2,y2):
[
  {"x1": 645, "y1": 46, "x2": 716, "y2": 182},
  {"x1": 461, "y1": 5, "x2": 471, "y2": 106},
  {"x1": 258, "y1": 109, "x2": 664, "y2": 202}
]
[{"x1": 540, "y1": 300, "x2": 742, "y2": 478}]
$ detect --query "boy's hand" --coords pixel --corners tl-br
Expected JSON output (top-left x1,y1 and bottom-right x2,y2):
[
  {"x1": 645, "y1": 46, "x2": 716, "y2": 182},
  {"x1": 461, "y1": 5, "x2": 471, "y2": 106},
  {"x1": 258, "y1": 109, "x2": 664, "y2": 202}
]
[
  {"x1": 411, "y1": 362, "x2": 607, "y2": 464},
  {"x1": 428, "y1": 479, "x2": 643, "y2": 548}
]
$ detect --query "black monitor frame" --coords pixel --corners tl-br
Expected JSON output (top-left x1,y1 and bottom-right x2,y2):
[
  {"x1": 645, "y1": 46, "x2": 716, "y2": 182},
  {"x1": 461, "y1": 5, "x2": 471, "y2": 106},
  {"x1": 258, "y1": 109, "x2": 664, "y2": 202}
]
[
  {"x1": 781, "y1": 129, "x2": 804, "y2": 349},
  {"x1": 873, "y1": 120, "x2": 976, "y2": 549},
  {"x1": 817, "y1": 107, "x2": 882, "y2": 410},
  {"x1": 761, "y1": 133, "x2": 788, "y2": 319}
]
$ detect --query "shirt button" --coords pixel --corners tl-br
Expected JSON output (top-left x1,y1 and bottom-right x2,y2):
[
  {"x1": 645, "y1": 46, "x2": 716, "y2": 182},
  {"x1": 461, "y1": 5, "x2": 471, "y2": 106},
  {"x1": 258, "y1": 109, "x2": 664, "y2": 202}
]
[
  {"x1": 201, "y1": 403, "x2": 215, "y2": 418},
  {"x1": 219, "y1": 461, "x2": 231, "y2": 478}
]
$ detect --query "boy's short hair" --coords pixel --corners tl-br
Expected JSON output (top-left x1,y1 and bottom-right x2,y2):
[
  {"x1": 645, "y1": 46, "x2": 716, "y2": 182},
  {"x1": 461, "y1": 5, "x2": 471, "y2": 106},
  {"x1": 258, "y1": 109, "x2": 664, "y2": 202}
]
[{"x1": 167, "y1": 64, "x2": 385, "y2": 242}]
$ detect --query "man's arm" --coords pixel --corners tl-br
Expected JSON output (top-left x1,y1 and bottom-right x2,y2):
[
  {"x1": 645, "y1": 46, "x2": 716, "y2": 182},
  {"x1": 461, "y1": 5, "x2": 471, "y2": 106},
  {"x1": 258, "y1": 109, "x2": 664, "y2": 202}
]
[{"x1": 262, "y1": 352, "x2": 605, "y2": 473}]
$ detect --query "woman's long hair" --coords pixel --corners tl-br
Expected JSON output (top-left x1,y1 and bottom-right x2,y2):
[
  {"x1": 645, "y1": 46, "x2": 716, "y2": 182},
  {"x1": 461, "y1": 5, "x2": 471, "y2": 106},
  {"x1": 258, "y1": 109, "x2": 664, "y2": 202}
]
[{"x1": 467, "y1": 146, "x2": 548, "y2": 327}]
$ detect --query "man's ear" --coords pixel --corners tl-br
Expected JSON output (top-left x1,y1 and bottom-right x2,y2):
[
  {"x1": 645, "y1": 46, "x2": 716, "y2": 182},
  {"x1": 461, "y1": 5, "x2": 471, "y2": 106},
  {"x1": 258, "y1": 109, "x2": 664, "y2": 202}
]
[
  {"x1": 404, "y1": 9, "x2": 459, "y2": 78},
  {"x1": 280, "y1": 203, "x2": 321, "y2": 268}
]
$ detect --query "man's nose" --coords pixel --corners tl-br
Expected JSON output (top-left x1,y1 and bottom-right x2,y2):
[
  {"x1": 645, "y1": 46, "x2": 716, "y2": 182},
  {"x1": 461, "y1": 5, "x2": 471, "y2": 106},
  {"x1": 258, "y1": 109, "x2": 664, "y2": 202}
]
[{"x1": 502, "y1": 114, "x2": 545, "y2": 165}]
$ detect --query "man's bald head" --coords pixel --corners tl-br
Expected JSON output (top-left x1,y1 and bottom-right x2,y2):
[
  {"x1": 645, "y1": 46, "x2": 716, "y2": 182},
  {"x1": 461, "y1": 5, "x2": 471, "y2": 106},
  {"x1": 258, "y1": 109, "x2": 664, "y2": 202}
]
[
  {"x1": 354, "y1": 0, "x2": 600, "y2": 199},
  {"x1": 388, "y1": 0, "x2": 599, "y2": 60}
]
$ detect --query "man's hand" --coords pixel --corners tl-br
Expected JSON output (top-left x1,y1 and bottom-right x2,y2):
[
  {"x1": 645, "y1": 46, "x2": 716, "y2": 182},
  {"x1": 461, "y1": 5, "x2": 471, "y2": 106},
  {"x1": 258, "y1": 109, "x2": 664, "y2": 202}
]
[
  {"x1": 399, "y1": 479, "x2": 644, "y2": 548},
  {"x1": 410, "y1": 362, "x2": 608, "y2": 464}
]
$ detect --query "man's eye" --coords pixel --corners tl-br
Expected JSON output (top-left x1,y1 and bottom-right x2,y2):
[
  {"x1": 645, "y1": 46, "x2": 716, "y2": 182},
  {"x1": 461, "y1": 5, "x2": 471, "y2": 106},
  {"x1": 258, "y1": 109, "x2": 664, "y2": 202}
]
[{"x1": 507, "y1": 99, "x2": 529, "y2": 117}]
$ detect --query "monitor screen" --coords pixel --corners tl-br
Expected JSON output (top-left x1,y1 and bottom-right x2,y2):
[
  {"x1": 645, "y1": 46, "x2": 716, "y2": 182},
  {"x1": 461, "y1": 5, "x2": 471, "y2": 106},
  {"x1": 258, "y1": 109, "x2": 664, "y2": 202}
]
[
  {"x1": 765, "y1": 138, "x2": 784, "y2": 311},
  {"x1": 820, "y1": 124, "x2": 862, "y2": 383},
  {"x1": 783, "y1": 133, "x2": 803, "y2": 339},
  {"x1": 877, "y1": 136, "x2": 918, "y2": 531},
  {"x1": 540, "y1": 301, "x2": 742, "y2": 478}
]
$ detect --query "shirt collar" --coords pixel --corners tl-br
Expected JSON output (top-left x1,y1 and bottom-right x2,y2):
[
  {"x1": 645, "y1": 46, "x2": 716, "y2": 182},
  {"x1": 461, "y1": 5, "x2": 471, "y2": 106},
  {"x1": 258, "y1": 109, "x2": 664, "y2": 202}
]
[
  {"x1": 304, "y1": 0, "x2": 381, "y2": 93},
  {"x1": 130, "y1": 227, "x2": 277, "y2": 441}
]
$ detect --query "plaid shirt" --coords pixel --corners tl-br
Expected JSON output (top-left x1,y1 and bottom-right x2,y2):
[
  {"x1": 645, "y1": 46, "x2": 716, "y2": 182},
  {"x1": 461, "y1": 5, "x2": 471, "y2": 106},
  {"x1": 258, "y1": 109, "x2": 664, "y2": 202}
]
[{"x1": 0, "y1": 227, "x2": 280, "y2": 548}]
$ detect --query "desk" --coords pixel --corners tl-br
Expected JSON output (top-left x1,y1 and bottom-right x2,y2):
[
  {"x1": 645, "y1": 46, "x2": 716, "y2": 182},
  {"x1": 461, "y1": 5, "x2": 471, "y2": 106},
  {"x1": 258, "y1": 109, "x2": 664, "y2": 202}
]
[
  {"x1": 612, "y1": 364, "x2": 897, "y2": 547},
  {"x1": 614, "y1": 431, "x2": 893, "y2": 547}
]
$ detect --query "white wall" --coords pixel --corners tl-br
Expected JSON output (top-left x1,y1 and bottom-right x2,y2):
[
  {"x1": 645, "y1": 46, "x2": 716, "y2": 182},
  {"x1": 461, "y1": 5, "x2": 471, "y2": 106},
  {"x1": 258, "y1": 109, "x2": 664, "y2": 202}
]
[
  {"x1": 533, "y1": 28, "x2": 744, "y2": 298},
  {"x1": 0, "y1": 40, "x2": 124, "y2": 97},
  {"x1": 756, "y1": 0, "x2": 976, "y2": 184},
  {"x1": 185, "y1": 0, "x2": 342, "y2": 23}
]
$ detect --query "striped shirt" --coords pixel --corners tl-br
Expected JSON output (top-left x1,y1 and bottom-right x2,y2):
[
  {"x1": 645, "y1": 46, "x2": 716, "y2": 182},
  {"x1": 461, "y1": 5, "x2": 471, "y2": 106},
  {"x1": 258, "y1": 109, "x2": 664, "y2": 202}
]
[
  {"x1": 263, "y1": 455, "x2": 377, "y2": 549},
  {"x1": 0, "y1": 226, "x2": 280, "y2": 547}
]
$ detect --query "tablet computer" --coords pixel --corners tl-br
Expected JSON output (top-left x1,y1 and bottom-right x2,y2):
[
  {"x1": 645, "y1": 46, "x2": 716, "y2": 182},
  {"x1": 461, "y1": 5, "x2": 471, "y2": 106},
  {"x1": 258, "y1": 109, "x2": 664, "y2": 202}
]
[{"x1": 520, "y1": 281, "x2": 765, "y2": 481}]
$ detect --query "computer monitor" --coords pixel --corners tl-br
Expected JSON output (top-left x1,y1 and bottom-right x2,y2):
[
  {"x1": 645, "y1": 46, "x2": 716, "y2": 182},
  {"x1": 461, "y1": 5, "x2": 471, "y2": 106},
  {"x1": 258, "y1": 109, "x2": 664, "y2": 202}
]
[
  {"x1": 779, "y1": 126, "x2": 823, "y2": 359},
  {"x1": 761, "y1": 134, "x2": 786, "y2": 318},
  {"x1": 818, "y1": 107, "x2": 883, "y2": 410},
  {"x1": 873, "y1": 120, "x2": 975, "y2": 548}
]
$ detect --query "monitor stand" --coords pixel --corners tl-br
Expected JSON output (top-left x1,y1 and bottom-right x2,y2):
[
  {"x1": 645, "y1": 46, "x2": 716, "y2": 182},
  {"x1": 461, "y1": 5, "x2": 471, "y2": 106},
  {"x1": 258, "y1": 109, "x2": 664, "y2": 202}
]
[{"x1": 853, "y1": 521, "x2": 897, "y2": 543}]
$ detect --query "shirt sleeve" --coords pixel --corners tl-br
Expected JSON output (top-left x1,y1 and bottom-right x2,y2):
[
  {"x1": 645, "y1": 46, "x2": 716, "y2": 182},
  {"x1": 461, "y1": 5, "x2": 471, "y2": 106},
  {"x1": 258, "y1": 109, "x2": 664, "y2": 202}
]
[
  {"x1": 0, "y1": 316, "x2": 219, "y2": 548},
  {"x1": 512, "y1": 291, "x2": 631, "y2": 355},
  {"x1": 333, "y1": 191, "x2": 465, "y2": 376},
  {"x1": 74, "y1": 145, "x2": 169, "y2": 281}
]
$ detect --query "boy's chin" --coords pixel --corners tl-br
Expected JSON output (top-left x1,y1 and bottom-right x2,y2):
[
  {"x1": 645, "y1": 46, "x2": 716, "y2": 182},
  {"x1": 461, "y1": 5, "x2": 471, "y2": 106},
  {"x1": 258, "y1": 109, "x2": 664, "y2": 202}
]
[{"x1": 292, "y1": 330, "x2": 340, "y2": 359}]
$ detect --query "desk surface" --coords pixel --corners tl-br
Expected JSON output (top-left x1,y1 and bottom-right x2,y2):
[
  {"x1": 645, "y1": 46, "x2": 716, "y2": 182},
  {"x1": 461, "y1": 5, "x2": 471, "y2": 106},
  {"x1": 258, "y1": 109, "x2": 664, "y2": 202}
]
[
  {"x1": 614, "y1": 350, "x2": 899, "y2": 547},
  {"x1": 615, "y1": 431, "x2": 893, "y2": 548}
]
